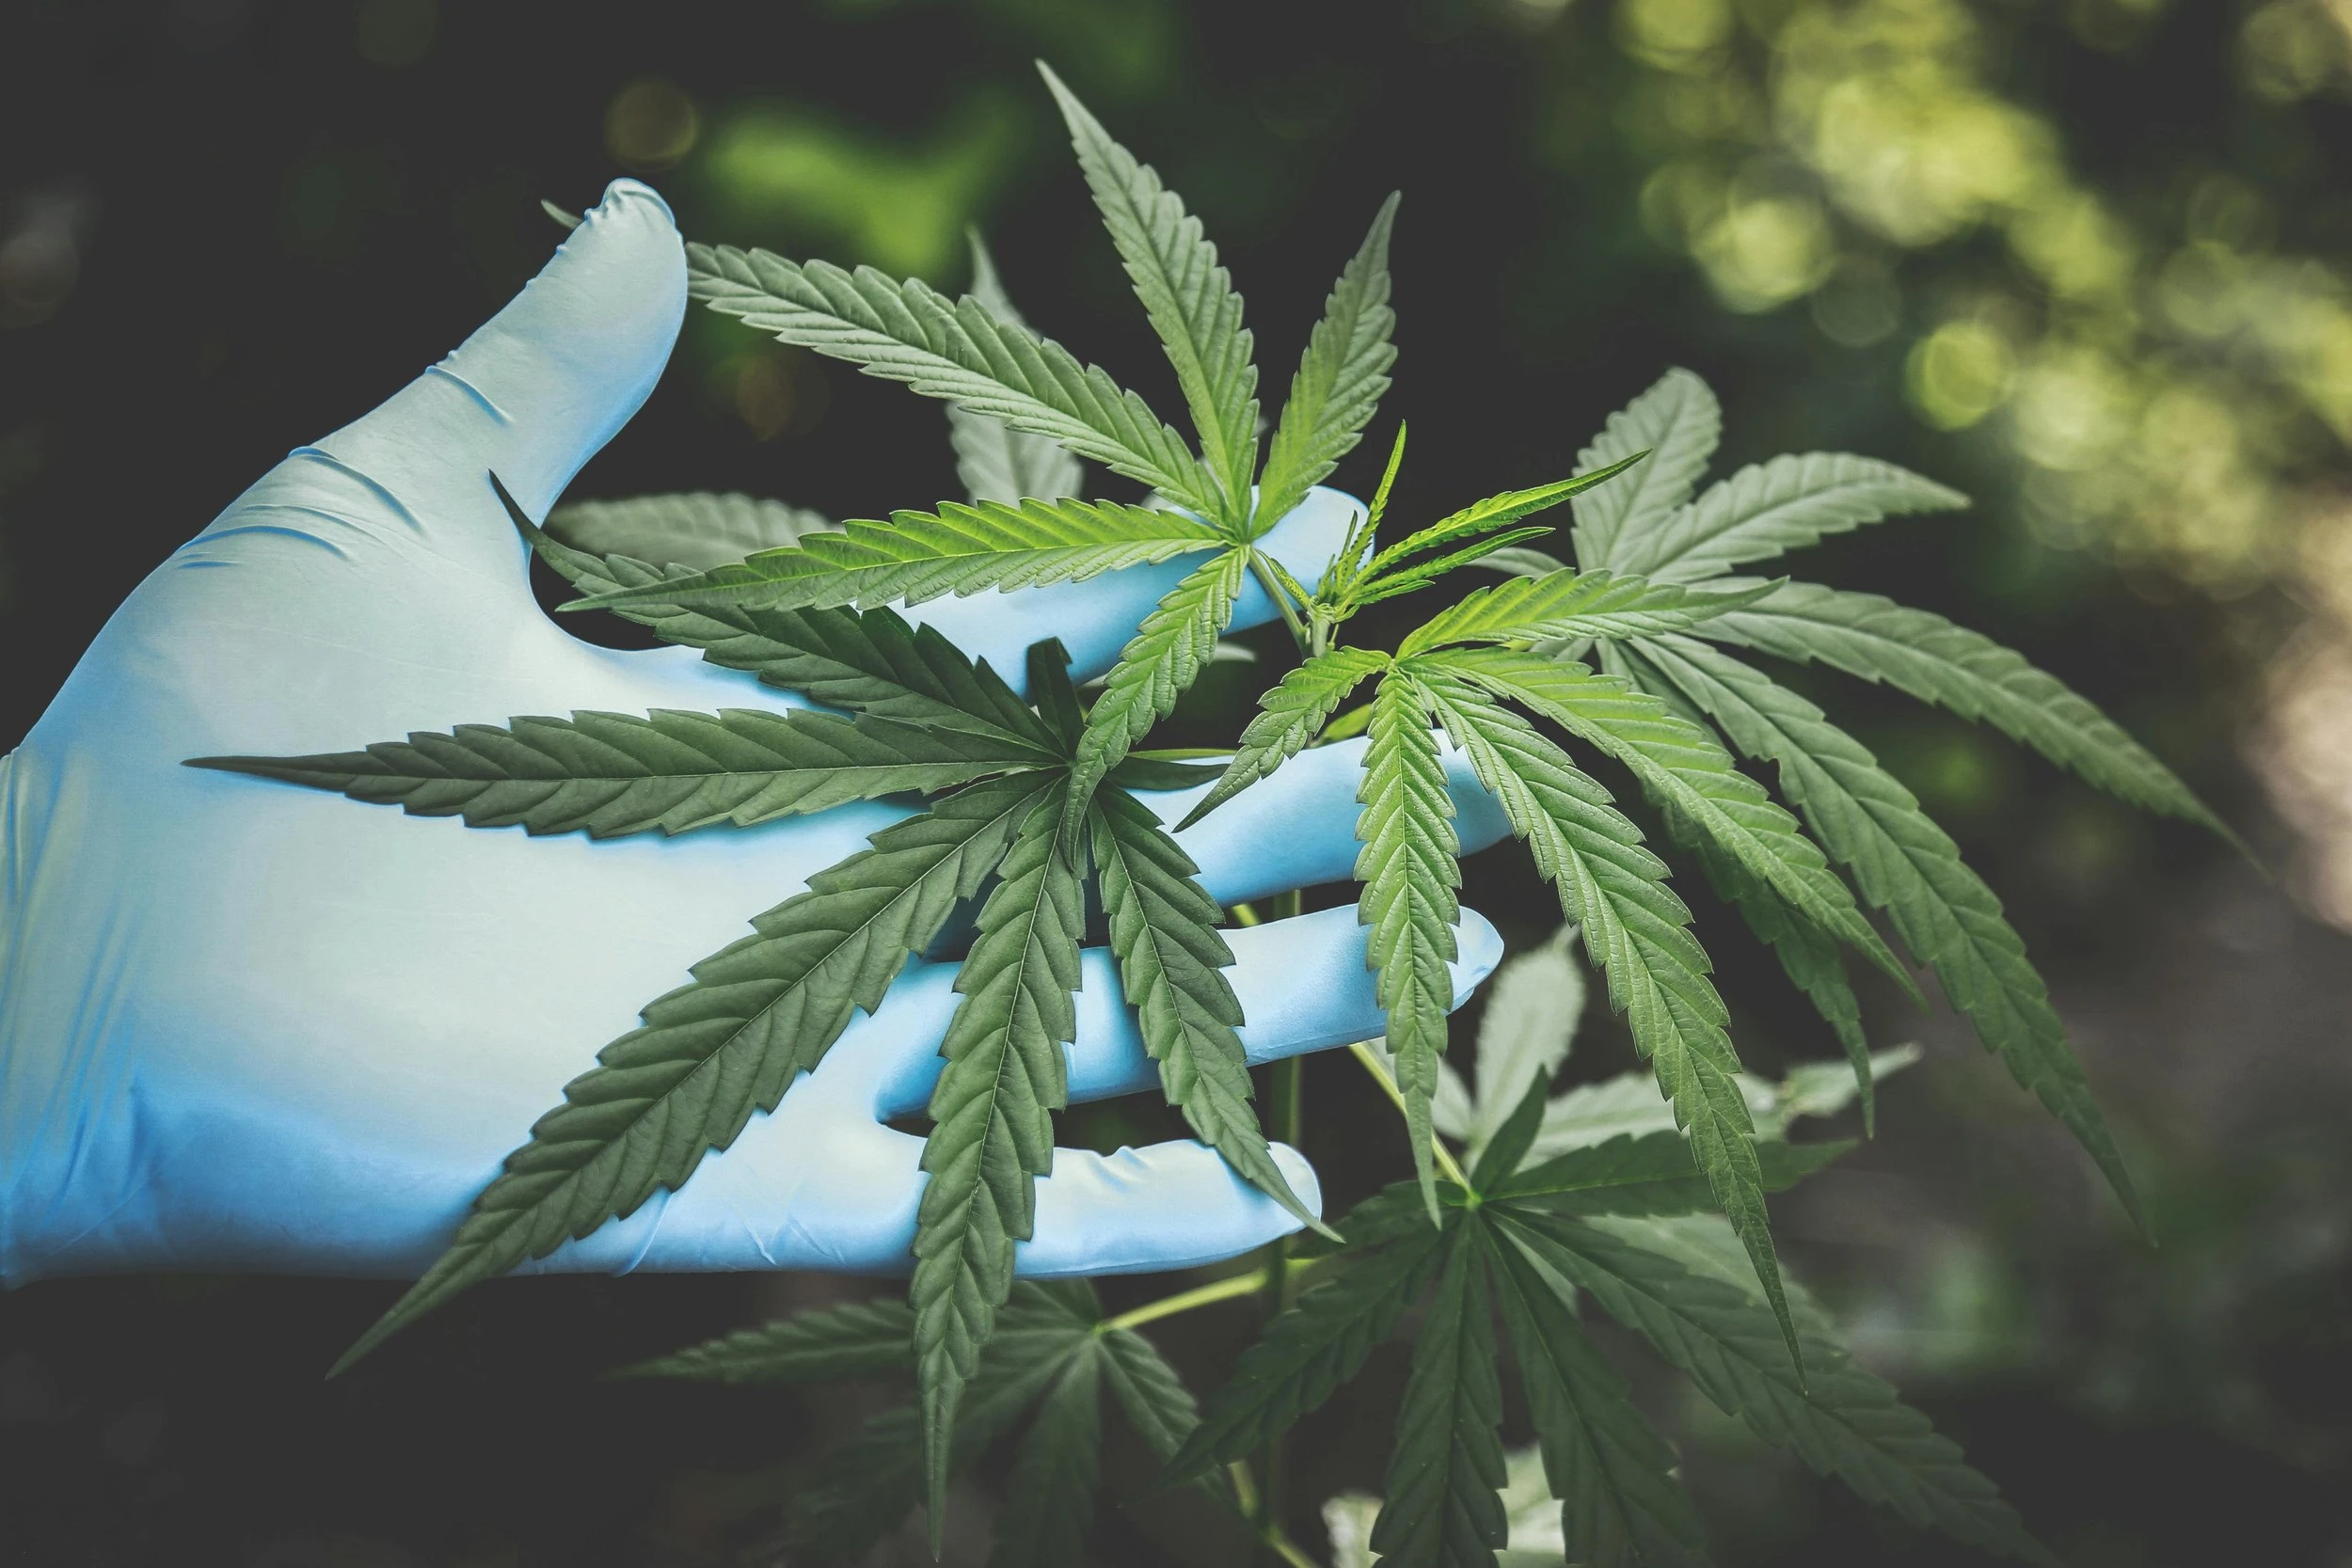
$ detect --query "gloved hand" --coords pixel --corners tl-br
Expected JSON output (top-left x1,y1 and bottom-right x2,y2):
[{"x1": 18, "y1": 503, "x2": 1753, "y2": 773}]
[{"x1": 0, "y1": 181, "x2": 1510, "y2": 1291}]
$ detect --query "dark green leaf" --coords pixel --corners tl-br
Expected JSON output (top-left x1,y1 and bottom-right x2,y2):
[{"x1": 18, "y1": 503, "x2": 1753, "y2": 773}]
[
  {"x1": 1159, "y1": 1221, "x2": 1451, "y2": 1483},
  {"x1": 1631, "y1": 633, "x2": 2147, "y2": 1228},
  {"x1": 1099, "y1": 1324, "x2": 1202, "y2": 1462},
  {"x1": 610, "y1": 1296, "x2": 912, "y2": 1385},
  {"x1": 332, "y1": 774, "x2": 1056, "y2": 1373},
  {"x1": 1483, "y1": 1221, "x2": 1710, "y2": 1568},
  {"x1": 1704, "y1": 581, "x2": 2233, "y2": 843},
  {"x1": 913, "y1": 784, "x2": 1089, "y2": 1531},
  {"x1": 1513, "y1": 1212, "x2": 2058, "y2": 1566},
  {"x1": 1402, "y1": 669, "x2": 1797, "y2": 1371},
  {"x1": 1026, "y1": 637, "x2": 1084, "y2": 750},
  {"x1": 985, "y1": 1341, "x2": 1104, "y2": 1568},
  {"x1": 1366, "y1": 1221, "x2": 1508, "y2": 1568},
  {"x1": 1468, "y1": 1075, "x2": 1549, "y2": 1193},
  {"x1": 1359, "y1": 673, "x2": 1465, "y2": 1219},
  {"x1": 191, "y1": 705, "x2": 1051, "y2": 840},
  {"x1": 1090, "y1": 786, "x2": 1322, "y2": 1228}
]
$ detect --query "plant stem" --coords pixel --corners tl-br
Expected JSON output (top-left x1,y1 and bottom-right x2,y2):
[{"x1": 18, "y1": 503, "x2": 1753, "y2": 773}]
[
  {"x1": 1101, "y1": 1257, "x2": 1322, "y2": 1334},
  {"x1": 1262, "y1": 1527, "x2": 1323, "y2": 1568},
  {"x1": 1346, "y1": 1040, "x2": 1473, "y2": 1190},
  {"x1": 1252, "y1": 887, "x2": 1307, "y2": 1536},
  {"x1": 1248, "y1": 551, "x2": 1312, "y2": 655}
]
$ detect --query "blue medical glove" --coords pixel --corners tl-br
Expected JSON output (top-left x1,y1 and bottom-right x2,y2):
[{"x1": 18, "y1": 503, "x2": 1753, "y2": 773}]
[{"x1": 0, "y1": 181, "x2": 1510, "y2": 1291}]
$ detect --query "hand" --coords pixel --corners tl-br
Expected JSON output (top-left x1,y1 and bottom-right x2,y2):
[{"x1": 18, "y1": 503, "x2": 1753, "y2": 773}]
[{"x1": 0, "y1": 182, "x2": 1513, "y2": 1289}]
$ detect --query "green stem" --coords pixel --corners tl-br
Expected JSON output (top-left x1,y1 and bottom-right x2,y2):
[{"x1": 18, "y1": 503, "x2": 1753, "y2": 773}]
[
  {"x1": 1347, "y1": 1040, "x2": 1473, "y2": 1190},
  {"x1": 1248, "y1": 551, "x2": 1312, "y2": 655},
  {"x1": 1253, "y1": 888, "x2": 1307, "y2": 1535},
  {"x1": 1101, "y1": 1271, "x2": 1263, "y2": 1333},
  {"x1": 1261, "y1": 1527, "x2": 1323, "y2": 1568}
]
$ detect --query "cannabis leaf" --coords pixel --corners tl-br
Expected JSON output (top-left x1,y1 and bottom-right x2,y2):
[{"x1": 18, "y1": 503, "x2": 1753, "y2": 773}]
[
  {"x1": 950, "y1": 231, "x2": 1086, "y2": 507},
  {"x1": 1359, "y1": 674, "x2": 1466, "y2": 1218},
  {"x1": 1483, "y1": 1221, "x2": 1710, "y2": 1568},
  {"x1": 612, "y1": 1296, "x2": 914, "y2": 1385},
  {"x1": 570, "y1": 497, "x2": 1223, "y2": 613},
  {"x1": 1702, "y1": 580, "x2": 2231, "y2": 838},
  {"x1": 1160, "y1": 1198, "x2": 1453, "y2": 1482},
  {"x1": 330, "y1": 771, "x2": 1054, "y2": 1372},
  {"x1": 1568, "y1": 367, "x2": 1720, "y2": 570},
  {"x1": 1175, "y1": 645, "x2": 1390, "y2": 831},
  {"x1": 912, "y1": 781, "x2": 1089, "y2": 1537},
  {"x1": 687, "y1": 243, "x2": 1214, "y2": 513},
  {"x1": 1514, "y1": 1210, "x2": 2058, "y2": 1565},
  {"x1": 1090, "y1": 784, "x2": 1322, "y2": 1228},
  {"x1": 1623, "y1": 632, "x2": 2145, "y2": 1225},
  {"x1": 1613, "y1": 453, "x2": 1968, "y2": 583},
  {"x1": 547, "y1": 491, "x2": 832, "y2": 570},
  {"x1": 1394, "y1": 568, "x2": 1778, "y2": 657},
  {"x1": 1064, "y1": 547, "x2": 1250, "y2": 842},
  {"x1": 987, "y1": 1340, "x2": 1104, "y2": 1568},
  {"x1": 1256, "y1": 192, "x2": 1400, "y2": 531},
  {"x1": 190, "y1": 705, "x2": 1051, "y2": 839},
  {"x1": 1368, "y1": 1223, "x2": 1509, "y2": 1568},
  {"x1": 1042, "y1": 61, "x2": 1255, "y2": 522},
  {"x1": 1399, "y1": 671, "x2": 1798, "y2": 1367}
]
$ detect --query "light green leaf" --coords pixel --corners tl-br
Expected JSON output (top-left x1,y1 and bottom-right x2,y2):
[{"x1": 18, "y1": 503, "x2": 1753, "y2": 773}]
[
  {"x1": 1491, "y1": 1132, "x2": 1849, "y2": 1214},
  {"x1": 1629, "y1": 632, "x2": 2147, "y2": 1227},
  {"x1": 689, "y1": 242, "x2": 1212, "y2": 512},
  {"x1": 1572, "y1": 369, "x2": 1720, "y2": 572},
  {"x1": 1514, "y1": 1212, "x2": 2058, "y2": 1566},
  {"x1": 611, "y1": 1296, "x2": 912, "y2": 1386},
  {"x1": 1176, "y1": 646, "x2": 1390, "y2": 830},
  {"x1": 1366, "y1": 1221, "x2": 1509, "y2": 1568},
  {"x1": 546, "y1": 492, "x2": 832, "y2": 571},
  {"x1": 985, "y1": 1340, "x2": 1104, "y2": 1568},
  {"x1": 1397, "y1": 570, "x2": 1778, "y2": 657},
  {"x1": 1064, "y1": 546, "x2": 1249, "y2": 841},
  {"x1": 1483, "y1": 1222, "x2": 1711, "y2": 1568},
  {"x1": 1434, "y1": 648, "x2": 1914, "y2": 1000},
  {"x1": 1531, "y1": 1048, "x2": 1921, "y2": 1161},
  {"x1": 1620, "y1": 453, "x2": 1968, "y2": 583},
  {"x1": 1041, "y1": 62, "x2": 1254, "y2": 522},
  {"x1": 1472, "y1": 546, "x2": 1570, "y2": 580},
  {"x1": 1090, "y1": 785, "x2": 1321, "y2": 1228},
  {"x1": 1356, "y1": 460, "x2": 1643, "y2": 596},
  {"x1": 190, "y1": 705, "x2": 1052, "y2": 840},
  {"x1": 913, "y1": 784, "x2": 1089, "y2": 1534},
  {"x1": 1159, "y1": 1205, "x2": 1452, "y2": 1483},
  {"x1": 1453, "y1": 925, "x2": 1584, "y2": 1156},
  {"x1": 1402, "y1": 670, "x2": 1796, "y2": 1370},
  {"x1": 1359, "y1": 673, "x2": 1466, "y2": 1219},
  {"x1": 950, "y1": 230, "x2": 1087, "y2": 506},
  {"x1": 1702, "y1": 581, "x2": 2233, "y2": 841},
  {"x1": 331, "y1": 774, "x2": 1055, "y2": 1374},
  {"x1": 1257, "y1": 193, "x2": 1400, "y2": 531},
  {"x1": 570, "y1": 497, "x2": 1223, "y2": 612}
]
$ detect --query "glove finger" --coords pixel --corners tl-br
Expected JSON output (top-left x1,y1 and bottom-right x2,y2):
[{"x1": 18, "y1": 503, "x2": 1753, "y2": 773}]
[
  {"x1": 1159, "y1": 732, "x2": 1514, "y2": 907},
  {"x1": 1014, "y1": 1137, "x2": 1322, "y2": 1275},
  {"x1": 298, "y1": 179, "x2": 686, "y2": 575},
  {"x1": 526, "y1": 1128, "x2": 1320, "y2": 1278},
  {"x1": 799, "y1": 901, "x2": 1496, "y2": 1120}
]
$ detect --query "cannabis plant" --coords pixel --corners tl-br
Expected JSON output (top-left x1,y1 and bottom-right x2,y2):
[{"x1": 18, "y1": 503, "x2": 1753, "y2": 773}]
[{"x1": 192, "y1": 64, "x2": 2227, "y2": 1566}]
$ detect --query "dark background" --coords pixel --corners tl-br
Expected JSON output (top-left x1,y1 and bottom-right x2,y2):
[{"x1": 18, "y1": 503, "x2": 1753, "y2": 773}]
[{"x1": 3, "y1": 1, "x2": 2350, "y2": 1564}]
